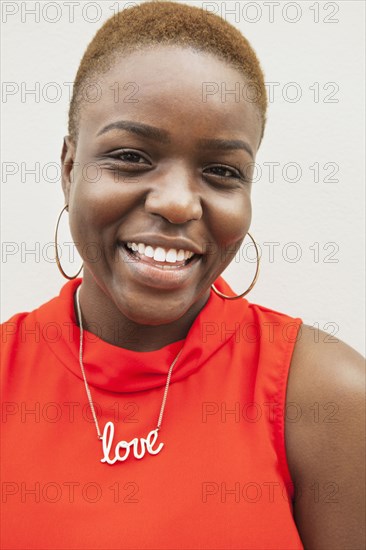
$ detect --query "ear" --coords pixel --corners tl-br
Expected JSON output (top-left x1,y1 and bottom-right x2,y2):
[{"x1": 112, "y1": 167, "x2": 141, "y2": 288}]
[{"x1": 61, "y1": 136, "x2": 76, "y2": 208}]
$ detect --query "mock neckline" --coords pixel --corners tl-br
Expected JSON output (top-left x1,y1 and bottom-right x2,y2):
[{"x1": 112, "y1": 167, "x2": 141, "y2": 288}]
[{"x1": 36, "y1": 276, "x2": 250, "y2": 393}]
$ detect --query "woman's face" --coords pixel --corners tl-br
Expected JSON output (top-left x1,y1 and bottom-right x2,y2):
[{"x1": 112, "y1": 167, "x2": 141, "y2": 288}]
[{"x1": 62, "y1": 46, "x2": 262, "y2": 325}]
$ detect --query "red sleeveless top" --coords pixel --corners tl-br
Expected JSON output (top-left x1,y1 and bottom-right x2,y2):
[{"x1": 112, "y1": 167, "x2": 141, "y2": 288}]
[{"x1": 1, "y1": 276, "x2": 304, "y2": 549}]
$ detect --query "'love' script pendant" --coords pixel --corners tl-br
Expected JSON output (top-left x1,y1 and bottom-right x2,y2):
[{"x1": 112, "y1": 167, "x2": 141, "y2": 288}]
[{"x1": 100, "y1": 421, "x2": 164, "y2": 464}]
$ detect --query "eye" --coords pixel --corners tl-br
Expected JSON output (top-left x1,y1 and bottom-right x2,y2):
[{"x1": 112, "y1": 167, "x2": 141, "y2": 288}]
[
  {"x1": 108, "y1": 149, "x2": 150, "y2": 165},
  {"x1": 204, "y1": 165, "x2": 245, "y2": 181}
]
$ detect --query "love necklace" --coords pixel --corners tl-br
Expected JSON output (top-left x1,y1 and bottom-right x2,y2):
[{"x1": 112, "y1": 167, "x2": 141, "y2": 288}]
[{"x1": 75, "y1": 285, "x2": 183, "y2": 465}]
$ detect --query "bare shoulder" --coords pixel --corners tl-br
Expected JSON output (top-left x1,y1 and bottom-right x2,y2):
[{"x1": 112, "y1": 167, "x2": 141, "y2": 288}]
[{"x1": 285, "y1": 324, "x2": 365, "y2": 549}]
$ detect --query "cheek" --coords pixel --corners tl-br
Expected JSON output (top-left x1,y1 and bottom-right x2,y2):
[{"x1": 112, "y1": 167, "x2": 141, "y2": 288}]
[
  {"x1": 202, "y1": 194, "x2": 252, "y2": 279},
  {"x1": 69, "y1": 171, "x2": 136, "y2": 235},
  {"x1": 209, "y1": 193, "x2": 252, "y2": 245}
]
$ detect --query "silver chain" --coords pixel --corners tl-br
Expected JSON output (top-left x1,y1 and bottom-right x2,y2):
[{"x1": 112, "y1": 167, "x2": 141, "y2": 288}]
[{"x1": 74, "y1": 284, "x2": 183, "y2": 440}]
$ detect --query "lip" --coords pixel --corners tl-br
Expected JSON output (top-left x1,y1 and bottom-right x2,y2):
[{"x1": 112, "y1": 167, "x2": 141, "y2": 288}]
[
  {"x1": 117, "y1": 243, "x2": 202, "y2": 290},
  {"x1": 119, "y1": 233, "x2": 204, "y2": 255}
]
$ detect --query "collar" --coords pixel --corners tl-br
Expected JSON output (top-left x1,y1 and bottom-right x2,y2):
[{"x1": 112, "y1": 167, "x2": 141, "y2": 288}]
[{"x1": 36, "y1": 276, "x2": 249, "y2": 393}]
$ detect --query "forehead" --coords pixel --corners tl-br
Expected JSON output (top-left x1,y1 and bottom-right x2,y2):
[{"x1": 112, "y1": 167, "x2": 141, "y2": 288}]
[{"x1": 78, "y1": 46, "x2": 262, "y2": 149}]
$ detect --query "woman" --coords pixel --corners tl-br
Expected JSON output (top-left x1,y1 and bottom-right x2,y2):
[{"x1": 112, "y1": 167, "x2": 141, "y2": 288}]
[{"x1": 1, "y1": 1, "x2": 364, "y2": 549}]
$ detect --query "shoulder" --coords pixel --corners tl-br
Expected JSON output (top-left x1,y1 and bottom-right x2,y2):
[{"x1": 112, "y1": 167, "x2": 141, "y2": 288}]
[
  {"x1": 1, "y1": 283, "x2": 70, "y2": 355},
  {"x1": 1, "y1": 312, "x2": 32, "y2": 370},
  {"x1": 285, "y1": 324, "x2": 365, "y2": 548},
  {"x1": 1, "y1": 311, "x2": 30, "y2": 344},
  {"x1": 287, "y1": 324, "x2": 364, "y2": 438}
]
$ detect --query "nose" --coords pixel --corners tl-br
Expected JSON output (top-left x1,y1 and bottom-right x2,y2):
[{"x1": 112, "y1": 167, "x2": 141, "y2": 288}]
[{"x1": 144, "y1": 165, "x2": 203, "y2": 224}]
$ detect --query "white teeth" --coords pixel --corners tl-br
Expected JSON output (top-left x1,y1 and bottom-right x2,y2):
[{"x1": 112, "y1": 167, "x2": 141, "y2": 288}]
[
  {"x1": 154, "y1": 247, "x2": 166, "y2": 262},
  {"x1": 166, "y1": 249, "x2": 177, "y2": 263},
  {"x1": 126, "y1": 242, "x2": 195, "y2": 263},
  {"x1": 144, "y1": 245, "x2": 154, "y2": 258}
]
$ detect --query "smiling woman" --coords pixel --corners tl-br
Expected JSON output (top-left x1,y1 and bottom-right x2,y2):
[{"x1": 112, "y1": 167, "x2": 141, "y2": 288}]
[
  {"x1": 1, "y1": 1, "x2": 365, "y2": 550},
  {"x1": 63, "y1": 42, "x2": 261, "y2": 335}
]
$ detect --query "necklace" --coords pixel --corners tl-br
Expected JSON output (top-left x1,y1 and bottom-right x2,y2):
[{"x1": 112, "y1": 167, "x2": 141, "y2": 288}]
[{"x1": 75, "y1": 285, "x2": 183, "y2": 465}]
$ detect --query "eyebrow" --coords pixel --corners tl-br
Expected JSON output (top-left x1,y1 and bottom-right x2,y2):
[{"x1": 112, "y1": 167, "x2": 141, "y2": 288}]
[
  {"x1": 96, "y1": 120, "x2": 254, "y2": 159},
  {"x1": 197, "y1": 138, "x2": 254, "y2": 159},
  {"x1": 96, "y1": 120, "x2": 170, "y2": 143}
]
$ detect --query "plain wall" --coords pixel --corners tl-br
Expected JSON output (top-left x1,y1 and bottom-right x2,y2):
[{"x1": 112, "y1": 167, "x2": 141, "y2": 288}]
[{"x1": 1, "y1": 0, "x2": 365, "y2": 354}]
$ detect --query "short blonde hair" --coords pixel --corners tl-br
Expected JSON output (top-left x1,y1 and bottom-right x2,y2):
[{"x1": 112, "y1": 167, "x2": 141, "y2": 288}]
[{"x1": 68, "y1": 0, "x2": 267, "y2": 142}]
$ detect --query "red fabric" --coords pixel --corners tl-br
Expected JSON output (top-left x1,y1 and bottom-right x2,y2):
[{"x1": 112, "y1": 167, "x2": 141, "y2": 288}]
[{"x1": 1, "y1": 276, "x2": 304, "y2": 549}]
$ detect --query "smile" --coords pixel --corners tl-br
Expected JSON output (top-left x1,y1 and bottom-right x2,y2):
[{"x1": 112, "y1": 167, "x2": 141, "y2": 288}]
[
  {"x1": 117, "y1": 241, "x2": 202, "y2": 289},
  {"x1": 126, "y1": 241, "x2": 195, "y2": 266}
]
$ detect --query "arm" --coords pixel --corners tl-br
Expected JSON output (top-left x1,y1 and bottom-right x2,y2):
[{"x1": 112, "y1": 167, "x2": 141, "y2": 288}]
[{"x1": 285, "y1": 324, "x2": 365, "y2": 550}]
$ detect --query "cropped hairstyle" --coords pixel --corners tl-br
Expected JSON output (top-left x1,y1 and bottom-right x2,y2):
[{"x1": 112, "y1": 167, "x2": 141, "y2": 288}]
[{"x1": 68, "y1": 0, "x2": 267, "y2": 143}]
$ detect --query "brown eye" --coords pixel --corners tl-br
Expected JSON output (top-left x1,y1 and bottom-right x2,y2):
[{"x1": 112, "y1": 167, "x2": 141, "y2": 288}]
[
  {"x1": 115, "y1": 151, "x2": 147, "y2": 164},
  {"x1": 204, "y1": 165, "x2": 241, "y2": 179}
]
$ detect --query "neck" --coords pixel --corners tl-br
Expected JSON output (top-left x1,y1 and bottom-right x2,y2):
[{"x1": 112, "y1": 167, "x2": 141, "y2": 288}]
[{"x1": 74, "y1": 274, "x2": 210, "y2": 352}]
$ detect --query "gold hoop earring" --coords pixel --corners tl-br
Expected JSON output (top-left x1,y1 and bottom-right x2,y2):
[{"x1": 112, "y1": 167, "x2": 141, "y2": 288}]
[
  {"x1": 211, "y1": 232, "x2": 260, "y2": 300},
  {"x1": 54, "y1": 204, "x2": 83, "y2": 280}
]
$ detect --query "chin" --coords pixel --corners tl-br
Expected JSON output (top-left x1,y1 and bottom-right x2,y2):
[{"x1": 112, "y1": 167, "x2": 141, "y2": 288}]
[{"x1": 119, "y1": 296, "x2": 190, "y2": 327}]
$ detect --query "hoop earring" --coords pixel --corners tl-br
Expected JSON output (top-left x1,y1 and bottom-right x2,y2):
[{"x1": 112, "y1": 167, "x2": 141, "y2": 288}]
[
  {"x1": 211, "y1": 232, "x2": 260, "y2": 300},
  {"x1": 54, "y1": 204, "x2": 83, "y2": 280}
]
